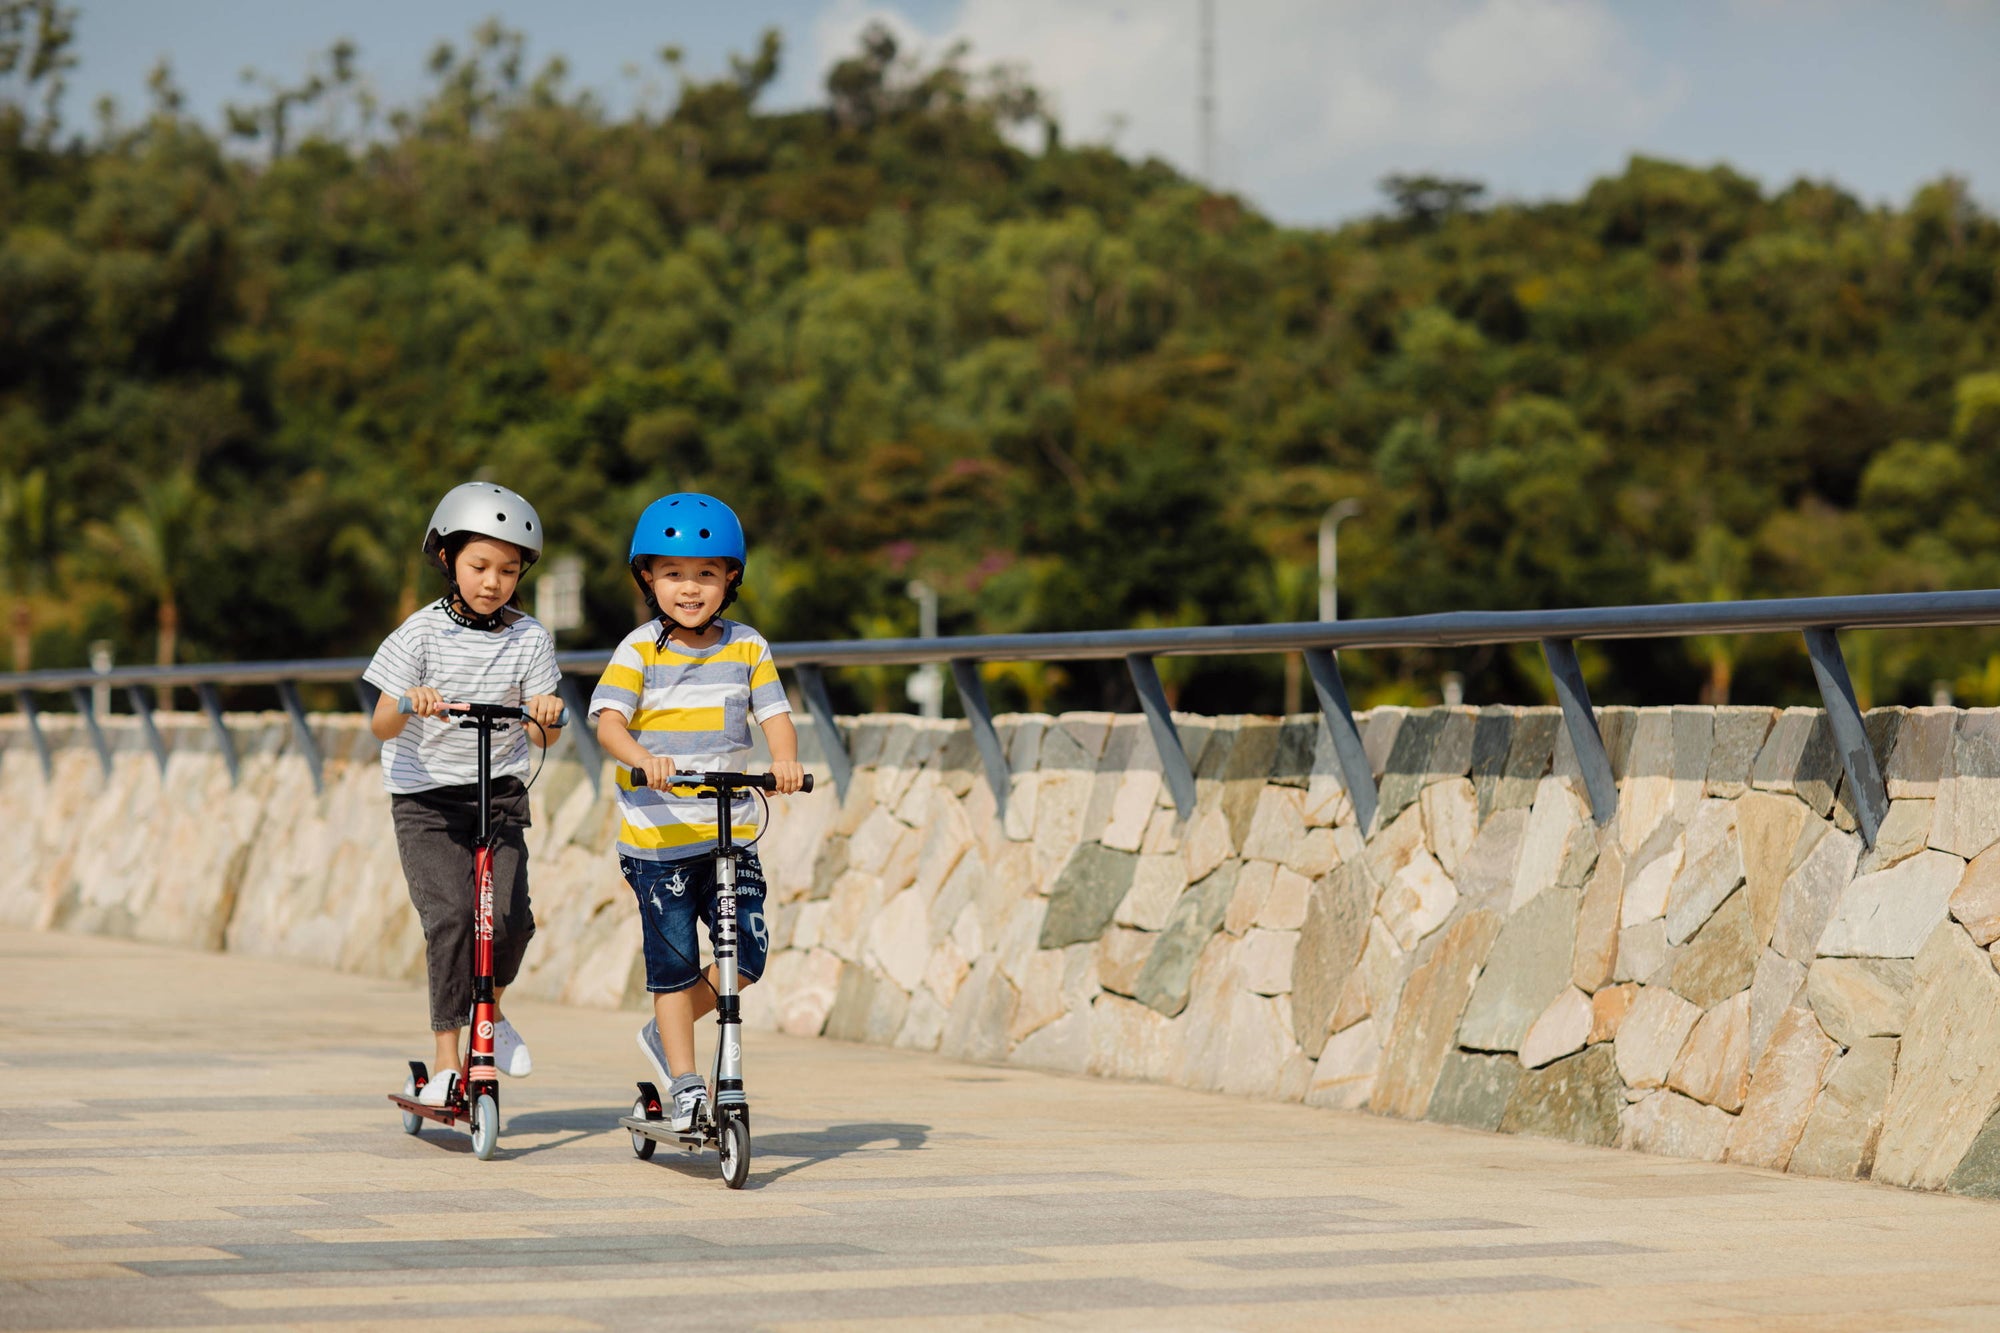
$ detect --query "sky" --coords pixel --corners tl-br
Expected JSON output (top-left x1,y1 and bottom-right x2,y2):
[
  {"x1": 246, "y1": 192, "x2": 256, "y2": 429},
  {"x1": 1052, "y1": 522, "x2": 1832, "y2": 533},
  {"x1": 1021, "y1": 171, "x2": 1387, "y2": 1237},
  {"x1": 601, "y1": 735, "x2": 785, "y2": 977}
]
[{"x1": 56, "y1": 0, "x2": 2000, "y2": 226}]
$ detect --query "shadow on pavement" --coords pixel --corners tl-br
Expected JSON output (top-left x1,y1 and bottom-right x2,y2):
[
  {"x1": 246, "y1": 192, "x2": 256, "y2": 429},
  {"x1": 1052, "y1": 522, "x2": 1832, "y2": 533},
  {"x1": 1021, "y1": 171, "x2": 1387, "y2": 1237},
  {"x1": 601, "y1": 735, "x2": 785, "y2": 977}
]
[{"x1": 634, "y1": 1121, "x2": 932, "y2": 1188}]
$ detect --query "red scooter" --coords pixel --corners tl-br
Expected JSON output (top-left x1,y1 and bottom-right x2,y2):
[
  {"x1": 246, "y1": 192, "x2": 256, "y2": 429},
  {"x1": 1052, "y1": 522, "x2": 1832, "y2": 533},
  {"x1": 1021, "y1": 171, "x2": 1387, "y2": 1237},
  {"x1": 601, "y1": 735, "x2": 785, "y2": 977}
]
[{"x1": 387, "y1": 698, "x2": 557, "y2": 1160}]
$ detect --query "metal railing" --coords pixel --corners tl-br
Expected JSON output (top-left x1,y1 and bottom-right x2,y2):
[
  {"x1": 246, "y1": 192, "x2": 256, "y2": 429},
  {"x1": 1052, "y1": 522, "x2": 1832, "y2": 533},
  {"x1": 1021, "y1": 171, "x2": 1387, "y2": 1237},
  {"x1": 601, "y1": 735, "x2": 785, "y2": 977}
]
[{"x1": 10, "y1": 587, "x2": 2000, "y2": 848}]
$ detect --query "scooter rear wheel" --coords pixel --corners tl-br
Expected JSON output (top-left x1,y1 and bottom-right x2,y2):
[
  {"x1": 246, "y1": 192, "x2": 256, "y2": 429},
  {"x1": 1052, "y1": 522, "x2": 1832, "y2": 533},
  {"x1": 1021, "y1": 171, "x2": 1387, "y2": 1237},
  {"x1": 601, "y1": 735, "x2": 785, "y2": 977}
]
[
  {"x1": 630, "y1": 1097, "x2": 657, "y2": 1160},
  {"x1": 400, "y1": 1074, "x2": 423, "y2": 1136},
  {"x1": 718, "y1": 1115, "x2": 750, "y2": 1189},
  {"x1": 471, "y1": 1093, "x2": 499, "y2": 1161}
]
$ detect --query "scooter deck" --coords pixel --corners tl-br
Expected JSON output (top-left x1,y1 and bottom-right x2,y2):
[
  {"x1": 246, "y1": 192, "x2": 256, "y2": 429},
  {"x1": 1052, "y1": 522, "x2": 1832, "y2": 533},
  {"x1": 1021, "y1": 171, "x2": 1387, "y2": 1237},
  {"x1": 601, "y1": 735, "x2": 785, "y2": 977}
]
[
  {"x1": 620, "y1": 1114, "x2": 710, "y2": 1149},
  {"x1": 389, "y1": 1094, "x2": 472, "y2": 1128}
]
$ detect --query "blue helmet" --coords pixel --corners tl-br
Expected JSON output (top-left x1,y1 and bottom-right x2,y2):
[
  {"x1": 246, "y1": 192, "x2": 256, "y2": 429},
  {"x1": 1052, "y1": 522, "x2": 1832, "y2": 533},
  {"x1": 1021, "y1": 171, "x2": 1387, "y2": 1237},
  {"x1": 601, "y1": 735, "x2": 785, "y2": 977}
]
[{"x1": 628, "y1": 493, "x2": 746, "y2": 566}]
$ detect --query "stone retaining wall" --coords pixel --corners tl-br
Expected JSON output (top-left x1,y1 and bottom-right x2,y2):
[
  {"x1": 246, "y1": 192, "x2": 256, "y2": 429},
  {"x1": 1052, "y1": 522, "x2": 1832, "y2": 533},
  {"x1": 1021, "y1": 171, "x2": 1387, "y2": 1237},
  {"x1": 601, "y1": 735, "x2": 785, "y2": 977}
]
[{"x1": 9, "y1": 703, "x2": 2000, "y2": 1196}]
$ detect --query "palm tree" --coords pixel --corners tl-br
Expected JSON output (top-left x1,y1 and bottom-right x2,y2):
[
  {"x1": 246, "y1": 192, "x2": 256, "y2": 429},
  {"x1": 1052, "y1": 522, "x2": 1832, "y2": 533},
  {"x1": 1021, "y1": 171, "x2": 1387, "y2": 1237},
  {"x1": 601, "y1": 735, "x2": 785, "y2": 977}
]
[
  {"x1": 88, "y1": 469, "x2": 211, "y2": 709},
  {"x1": 0, "y1": 468, "x2": 57, "y2": 673}
]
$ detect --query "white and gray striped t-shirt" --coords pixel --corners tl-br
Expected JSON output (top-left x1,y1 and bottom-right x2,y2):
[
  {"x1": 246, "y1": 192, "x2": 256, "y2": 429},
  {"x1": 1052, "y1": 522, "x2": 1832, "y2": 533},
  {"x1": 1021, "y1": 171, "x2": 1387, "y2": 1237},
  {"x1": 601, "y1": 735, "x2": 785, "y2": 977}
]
[{"x1": 362, "y1": 602, "x2": 562, "y2": 794}]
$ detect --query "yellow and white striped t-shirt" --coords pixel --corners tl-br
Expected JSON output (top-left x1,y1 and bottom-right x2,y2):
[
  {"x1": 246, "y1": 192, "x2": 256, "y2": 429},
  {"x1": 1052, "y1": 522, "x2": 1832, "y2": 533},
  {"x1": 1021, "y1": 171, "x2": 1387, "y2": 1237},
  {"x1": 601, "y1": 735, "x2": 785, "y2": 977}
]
[{"x1": 587, "y1": 619, "x2": 791, "y2": 862}]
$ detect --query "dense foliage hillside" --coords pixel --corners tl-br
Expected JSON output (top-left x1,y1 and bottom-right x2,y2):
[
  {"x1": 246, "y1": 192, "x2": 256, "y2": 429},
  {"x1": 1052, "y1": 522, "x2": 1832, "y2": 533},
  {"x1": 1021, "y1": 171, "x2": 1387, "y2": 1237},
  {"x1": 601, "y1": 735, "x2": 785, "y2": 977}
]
[{"x1": 4, "y1": 12, "x2": 1999, "y2": 713}]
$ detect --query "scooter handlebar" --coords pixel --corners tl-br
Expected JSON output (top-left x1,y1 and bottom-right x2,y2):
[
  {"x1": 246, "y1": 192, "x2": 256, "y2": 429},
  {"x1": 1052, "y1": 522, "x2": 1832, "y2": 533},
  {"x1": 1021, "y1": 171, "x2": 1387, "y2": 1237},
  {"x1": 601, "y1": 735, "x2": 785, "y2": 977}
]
[
  {"x1": 628, "y1": 769, "x2": 814, "y2": 794},
  {"x1": 396, "y1": 697, "x2": 568, "y2": 727}
]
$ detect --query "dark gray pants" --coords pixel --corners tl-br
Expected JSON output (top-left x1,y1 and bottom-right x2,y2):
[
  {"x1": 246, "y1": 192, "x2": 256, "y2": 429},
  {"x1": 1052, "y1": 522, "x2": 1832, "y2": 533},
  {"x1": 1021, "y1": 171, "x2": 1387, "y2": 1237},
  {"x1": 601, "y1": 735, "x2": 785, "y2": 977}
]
[{"x1": 391, "y1": 777, "x2": 536, "y2": 1031}]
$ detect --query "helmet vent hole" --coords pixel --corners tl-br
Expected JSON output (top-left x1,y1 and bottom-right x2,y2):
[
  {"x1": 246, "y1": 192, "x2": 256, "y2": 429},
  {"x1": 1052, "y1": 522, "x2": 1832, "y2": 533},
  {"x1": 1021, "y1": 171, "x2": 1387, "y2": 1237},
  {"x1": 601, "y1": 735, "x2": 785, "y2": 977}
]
[
  {"x1": 496, "y1": 512, "x2": 506, "y2": 522},
  {"x1": 699, "y1": 528, "x2": 711, "y2": 538},
  {"x1": 525, "y1": 521, "x2": 533, "y2": 530},
  {"x1": 665, "y1": 527, "x2": 678, "y2": 537}
]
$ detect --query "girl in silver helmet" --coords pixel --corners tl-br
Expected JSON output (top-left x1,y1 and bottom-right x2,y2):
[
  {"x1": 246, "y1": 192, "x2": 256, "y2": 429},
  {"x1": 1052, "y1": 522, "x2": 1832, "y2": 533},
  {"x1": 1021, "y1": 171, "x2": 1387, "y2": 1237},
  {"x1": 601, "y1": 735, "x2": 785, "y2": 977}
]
[{"x1": 363, "y1": 482, "x2": 566, "y2": 1105}]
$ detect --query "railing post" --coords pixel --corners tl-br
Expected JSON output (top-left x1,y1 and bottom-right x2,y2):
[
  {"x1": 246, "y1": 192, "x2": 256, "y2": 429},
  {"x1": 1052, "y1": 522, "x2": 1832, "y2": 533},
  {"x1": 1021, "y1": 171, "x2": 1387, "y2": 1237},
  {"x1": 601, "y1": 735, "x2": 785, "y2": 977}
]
[
  {"x1": 125, "y1": 686, "x2": 169, "y2": 776},
  {"x1": 948, "y1": 658, "x2": 1009, "y2": 817},
  {"x1": 1125, "y1": 654, "x2": 1196, "y2": 820},
  {"x1": 276, "y1": 680, "x2": 323, "y2": 794},
  {"x1": 196, "y1": 683, "x2": 239, "y2": 786},
  {"x1": 791, "y1": 664, "x2": 852, "y2": 800},
  {"x1": 1804, "y1": 626, "x2": 1887, "y2": 847},
  {"x1": 555, "y1": 675, "x2": 601, "y2": 795},
  {"x1": 1302, "y1": 648, "x2": 1379, "y2": 835},
  {"x1": 17, "y1": 690, "x2": 51, "y2": 778},
  {"x1": 1541, "y1": 638, "x2": 1617, "y2": 825},
  {"x1": 69, "y1": 686, "x2": 113, "y2": 777}
]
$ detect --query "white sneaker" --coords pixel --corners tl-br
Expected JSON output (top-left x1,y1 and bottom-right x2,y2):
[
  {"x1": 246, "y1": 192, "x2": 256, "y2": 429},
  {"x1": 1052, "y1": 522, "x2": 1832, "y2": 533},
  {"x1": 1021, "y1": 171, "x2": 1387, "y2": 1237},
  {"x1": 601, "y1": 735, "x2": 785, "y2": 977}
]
[
  {"x1": 417, "y1": 1069, "x2": 459, "y2": 1107},
  {"x1": 494, "y1": 1018, "x2": 532, "y2": 1077}
]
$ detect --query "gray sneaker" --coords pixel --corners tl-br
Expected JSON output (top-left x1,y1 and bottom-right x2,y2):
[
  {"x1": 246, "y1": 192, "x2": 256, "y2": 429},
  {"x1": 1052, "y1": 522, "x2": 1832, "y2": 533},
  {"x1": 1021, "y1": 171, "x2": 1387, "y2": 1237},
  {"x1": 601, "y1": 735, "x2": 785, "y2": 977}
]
[{"x1": 636, "y1": 1019, "x2": 673, "y2": 1089}]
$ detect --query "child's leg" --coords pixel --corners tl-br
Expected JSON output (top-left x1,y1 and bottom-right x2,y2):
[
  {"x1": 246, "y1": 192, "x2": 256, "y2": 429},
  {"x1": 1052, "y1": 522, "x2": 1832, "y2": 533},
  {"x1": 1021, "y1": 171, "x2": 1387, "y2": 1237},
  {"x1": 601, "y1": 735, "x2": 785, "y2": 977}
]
[
  {"x1": 488, "y1": 788, "x2": 537, "y2": 1025},
  {"x1": 392, "y1": 793, "x2": 477, "y2": 1082}
]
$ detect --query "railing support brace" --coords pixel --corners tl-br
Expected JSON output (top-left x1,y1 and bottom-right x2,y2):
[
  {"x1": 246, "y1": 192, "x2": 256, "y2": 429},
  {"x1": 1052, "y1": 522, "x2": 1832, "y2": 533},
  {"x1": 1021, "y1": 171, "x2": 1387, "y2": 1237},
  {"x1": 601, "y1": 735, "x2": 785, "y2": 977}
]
[
  {"x1": 17, "y1": 690, "x2": 51, "y2": 778},
  {"x1": 948, "y1": 658, "x2": 1009, "y2": 817},
  {"x1": 1303, "y1": 649, "x2": 1379, "y2": 834},
  {"x1": 1542, "y1": 638, "x2": 1618, "y2": 825},
  {"x1": 69, "y1": 687, "x2": 113, "y2": 777},
  {"x1": 1125, "y1": 654, "x2": 1196, "y2": 820},
  {"x1": 792, "y1": 664, "x2": 852, "y2": 800},
  {"x1": 126, "y1": 686, "x2": 169, "y2": 776},
  {"x1": 554, "y1": 675, "x2": 602, "y2": 795},
  {"x1": 1804, "y1": 626, "x2": 1887, "y2": 847},
  {"x1": 196, "y1": 684, "x2": 238, "y2": 785},
  {"x1": 277, "y1": 680, "x2": 323, "y2": 794}
]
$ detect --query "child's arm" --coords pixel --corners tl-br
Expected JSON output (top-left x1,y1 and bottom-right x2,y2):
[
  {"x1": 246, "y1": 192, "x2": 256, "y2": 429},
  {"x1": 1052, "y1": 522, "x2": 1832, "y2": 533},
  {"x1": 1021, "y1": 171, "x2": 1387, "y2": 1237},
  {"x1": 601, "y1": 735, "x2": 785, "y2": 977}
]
[
  {"x1": 523, "y1": 693, "x2": 565, "y2": 748},
  {"x1": 369, "y1": 686, "x2": 444, "y2": 740},
  {"x1": 762, "y1": 712, "x2": 804, "y2": 794},
  {"x1": 597, "y1": 709, "x2": 677, "y2": 788}
]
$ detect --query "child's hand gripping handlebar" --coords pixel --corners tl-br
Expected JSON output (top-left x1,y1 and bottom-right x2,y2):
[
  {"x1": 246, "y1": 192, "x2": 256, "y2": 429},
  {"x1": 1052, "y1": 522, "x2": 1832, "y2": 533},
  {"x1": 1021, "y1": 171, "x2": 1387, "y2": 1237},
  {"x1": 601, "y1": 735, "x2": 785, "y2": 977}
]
[
  {"x1": 397, "y1": 697, "x2": 570, "y2": 727},
  {"x1": 627, "y1": 769, "x2": 814, "y2": 794}
]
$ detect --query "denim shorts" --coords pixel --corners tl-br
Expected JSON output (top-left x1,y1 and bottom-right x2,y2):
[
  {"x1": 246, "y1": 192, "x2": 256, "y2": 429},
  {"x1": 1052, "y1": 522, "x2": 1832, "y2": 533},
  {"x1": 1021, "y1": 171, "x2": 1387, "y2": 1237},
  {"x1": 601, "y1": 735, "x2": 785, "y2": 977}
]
[{"x1": 622, "y1": 850, "x2": 769, "y2": 994}]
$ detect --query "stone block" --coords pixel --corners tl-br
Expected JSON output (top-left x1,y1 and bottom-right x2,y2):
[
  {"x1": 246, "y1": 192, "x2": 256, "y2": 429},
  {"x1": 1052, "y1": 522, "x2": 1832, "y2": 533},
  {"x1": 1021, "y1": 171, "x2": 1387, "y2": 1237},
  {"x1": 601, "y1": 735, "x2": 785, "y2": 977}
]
[
  {"x1": 1498, "y1": 1044, "x2": 1623, "y2": 1148},
  {"x1": 1875, "y1": 921, "x2": 2000, "y2": 1189},
  {"x1": 1224, "y1": 859, "x2": 1279, "y2": 936},
  {"x1": 1458, "y1": 884, "x2": 1579, "y2": 1054},
  {"x1": 1669, "y1": 889, "x2": 1758, "y2": 1010},
  {"x1": 1573, "y1": 843, "x2": 1625, "y2": 993},
  {"x1": 1354, "y1": 917, "x2": 1408, "y2": 1037},
  {"x1": 1421, "y1": 778, "x2": 1479, "y2": 879},
  {"x1": 1182, "y1": 807, "x2": 1234, "y2": 884},
  {"x1": 777, "y1": 949, "x2": 843, "y2": 1036},
  {"x1": 937, "y1": 957, "x2": 1018, "y2": 1063},
  {"x1": 1268, "y1": 717, "x2": 1318, "y2": 788},
  {"x1": 1816, "y1": 847, "x2": 1963, "y2": 959},
  {"x1": 1371, "y1": 909, "x2": 1502, "y2": 1119},
  {"x1": 1749, "y1": 948, "x2": 1808, "y2": 1065},
  {"x1": 1887, "y1": 708, "x2": 1955, "y2": 800},
  {"x1": 1791, "y1": 1036, "x2": 1897, "y2": 1181},
  {"x1": 1494, "y1": 710, "x2": 1561, "y2": 817},
  {"x1": 1258, "y1": 867, "x2": 1313, "y2": 931},
  {"x1": 1625, "y1": 708, "x2": 1675, "y2": 778},
  {"x1": 1622, "y1": 1091, "x2": 1733, "y2": 1162},
  {"x1": 1360, "y1": 708, "x2": 1407, "y2": 781},
  {"x1": 1615, "y1": 919, "x2": 1669, "y2": 986},
  {"x1": 1239, "y1": 786, "x2": 1307, "y2": 864},
  {"x1": 1240, "y1": 928, "x2": 1299, "y2": 996},
  {"x1": 1428, "y1": 1049, "x2": 1523, "y2": 1131},
  {"x1": 1708, "y1": 707, "x2": 1779, "y2": 798},
  {"x1": 1376, "y1": 709, "x2": 1450, "y2": 827},
  {"x1": 1946, "y1": 1105, "x2": 2000, "y2": 1199},
  {"x1": 1509, "y1": 778, "x2": 1587, "y2": 913},
  {"x1": 1806, "y1": 957, "x2": 1913, "y2": 1045},
  {"x1": 1281, "y1": 826, "x2": 1340, "y2": 880},
  {"x1": 1671, "y1": 707, "x2": 1715, "y2": 821},
  {"x1": 1590, "y1": 982, "x2": 1638, "y2": 1044},
  {"x1": 1598, "y1": 706, "x2": 1639, "y2": 779},
  {"x1": 1455, "y1": 807, "x2": 1529, "y2": 911},
  {"x1": 1934, "y1": 711, "x2": 2000, "y2": 857},
  {"x1": 1739, "y1": 792, "x2": 1808, "y2": 949},
  {"x1": 1857, "y1": 799, "x2": 1934, "y2": 876},
  {"x1": 1007, "y1": 948, "x2": 1072, "y2": 1045},
  {"x1": 1615, "y1": 985, "x2": 1702, "y2": 1089},
  {"x1": 1087, "y1": 993, "x2": 1176, "y2": 1083},
  {"x1": 823, "y1": 964, "x2": 884, "y2": 1043},
  {"x1": 865, "y1": 888, "x2": 934, "y2": 992},
  {"x1": 1751, "y1": 708, "x2": 1819, "y2": 794},
  {"x1": 1667, "y1": 990, "x2": 1751, "y2": 1112},
  {"x1": 1378, "y1": 846, "x2": 1458, "y2": 953},
  {"x1": 1131, "y1": 862, "x2": 1237, "y2": 1018},
  {"x1": 1039, "y1": 843, "x2": 1140, "y2": 950},
  {"x1": 1099, "y1": 769, "x2": 1163, "y2": 853},
  {"x1": 1620, "y1": 825, "x2": 1683, "y2": 928},
  {"x1": 1115, "y1": 853, "x2": 1189, "y2": 933},
  {"x1": 1664, "y1": 823, "x2": 1744, "y2": 947},
  {"x1": 1726, "y1": 1006, "x2": 1837, "y2": 1171},
  {"x1": 1770, "y1": 826, "x2": 1862, "y2": 963},
  {"x1": 1288, "y1": 861, "x2": 1375, "y2": 1050},
  {"x1": 1306, "y1": 1017, "x2": 1381, "y2": 1110},
  {"x1": 1520, "y1": 986, "x2": 1593, "y2": 1069},
  {"x1": 1469, "y1": 707, "x2": 1514, "y2": 822},
  {"x1": 1950, "y1": 845, "x2": 2000, "y2": 946}
]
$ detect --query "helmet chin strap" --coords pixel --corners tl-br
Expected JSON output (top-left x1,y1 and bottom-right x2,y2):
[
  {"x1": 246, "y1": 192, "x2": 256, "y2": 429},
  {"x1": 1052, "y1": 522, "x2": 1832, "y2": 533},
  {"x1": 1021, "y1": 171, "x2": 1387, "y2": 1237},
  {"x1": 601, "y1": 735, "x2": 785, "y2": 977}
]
[
  {"x1": 644, "y1": 571, "x2": 742, "y2": 649},
  {"x1": 438, "y1": 592, "x2": 508, "y2": 632}
]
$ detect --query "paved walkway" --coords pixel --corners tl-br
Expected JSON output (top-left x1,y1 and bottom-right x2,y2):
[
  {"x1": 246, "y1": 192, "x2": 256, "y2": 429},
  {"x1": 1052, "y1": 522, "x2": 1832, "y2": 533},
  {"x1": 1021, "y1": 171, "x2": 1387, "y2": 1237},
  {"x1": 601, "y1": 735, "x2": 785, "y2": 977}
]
[{"x1": 5, "y1": 931, "x2": 2000, "y2": 1331}]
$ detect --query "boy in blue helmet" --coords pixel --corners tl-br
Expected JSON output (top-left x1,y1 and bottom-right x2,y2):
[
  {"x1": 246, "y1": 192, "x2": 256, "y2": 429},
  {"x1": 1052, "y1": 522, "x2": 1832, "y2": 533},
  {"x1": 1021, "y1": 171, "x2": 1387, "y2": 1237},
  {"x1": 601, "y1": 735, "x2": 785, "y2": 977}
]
[{"x1": 588, "y1": 493, "x2": 804, "y2": 1132}]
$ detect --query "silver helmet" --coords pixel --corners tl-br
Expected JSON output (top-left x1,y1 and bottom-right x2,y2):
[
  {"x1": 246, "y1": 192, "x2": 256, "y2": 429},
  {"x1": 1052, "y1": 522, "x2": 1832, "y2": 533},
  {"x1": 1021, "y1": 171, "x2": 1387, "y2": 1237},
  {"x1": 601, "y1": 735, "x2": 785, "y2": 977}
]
[{"x1": 422, "y1": 482, "x2": 544, "y2": 568}]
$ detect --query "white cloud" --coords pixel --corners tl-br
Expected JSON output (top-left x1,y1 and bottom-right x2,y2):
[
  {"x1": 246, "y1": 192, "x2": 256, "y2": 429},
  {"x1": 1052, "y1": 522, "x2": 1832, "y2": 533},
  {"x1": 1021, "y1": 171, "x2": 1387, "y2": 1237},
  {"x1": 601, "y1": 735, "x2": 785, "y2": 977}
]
[{"x1": 800, "y1": 0, "x2": 1684, "y2": 221}]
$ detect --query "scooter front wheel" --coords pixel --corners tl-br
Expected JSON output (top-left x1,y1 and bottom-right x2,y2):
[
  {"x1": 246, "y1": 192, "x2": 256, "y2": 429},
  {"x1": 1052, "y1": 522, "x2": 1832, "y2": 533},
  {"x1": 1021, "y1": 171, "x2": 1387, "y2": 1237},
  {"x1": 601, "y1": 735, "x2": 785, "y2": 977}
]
[
  {"x1": 400, "y1": 1074, "x2": 423, "y2": 1136},
  {"x1": 630, "y1": 1097, "x2": 657, "y2": 1160},
  {"x1": 718, "y1": 1115, "x2": 750, "y2": 1189},
  {"x1": 471, "y1": 1093, "x2": 499, "y2": 1161}
]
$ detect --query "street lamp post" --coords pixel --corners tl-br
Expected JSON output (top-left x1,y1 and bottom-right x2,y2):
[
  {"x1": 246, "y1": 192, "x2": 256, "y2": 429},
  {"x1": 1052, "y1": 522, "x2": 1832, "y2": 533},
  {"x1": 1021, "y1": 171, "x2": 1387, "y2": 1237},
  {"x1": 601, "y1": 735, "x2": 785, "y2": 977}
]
[{"x1": 1318, "y1": 500, "x2": 1362, "y2": 623}]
